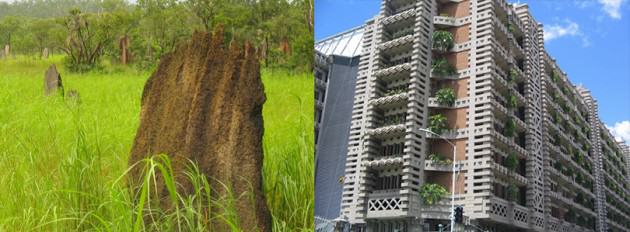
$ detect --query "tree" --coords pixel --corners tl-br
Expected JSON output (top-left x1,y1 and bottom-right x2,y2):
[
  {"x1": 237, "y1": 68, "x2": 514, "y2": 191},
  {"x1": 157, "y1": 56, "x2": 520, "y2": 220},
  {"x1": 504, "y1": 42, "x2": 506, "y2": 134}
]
[
  {"x1": 507, "y1": 183, "x2": 519, "y2": 202},
  {"x1": 0, "y1": 16, "x2": 22, "y2": 49},
  {"x1": 505, "y1": 117, "x2": 515, "y2": 137},
  {"x1": 505, "y1": 153, "x2": 519, "y2": 172},
  {"x1": 436, "y1": 88, "x2": 456, "y2": 106},
  {"x1": 60, "y1": 9, "x2": 117, "y2": 72},
  {"x1": 432, "y1": 30, "x2": 454, "y2": 52},
  {"x1": 420, "y1": 183, "x2": 448, "y2": 205},
  {"x1": 429, "y1": 114, "x2": 448, "y2": 135}
]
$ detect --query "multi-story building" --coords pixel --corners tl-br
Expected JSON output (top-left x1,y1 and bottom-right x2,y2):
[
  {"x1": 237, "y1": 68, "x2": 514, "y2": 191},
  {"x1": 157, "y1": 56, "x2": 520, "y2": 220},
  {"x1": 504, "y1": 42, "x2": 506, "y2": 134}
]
[
  {"x1": 325, "y1": 0, "x2": 630, "y2": 231},
  {"x1": 314, "y1": 28, "x2": 364, "y2": 220}
]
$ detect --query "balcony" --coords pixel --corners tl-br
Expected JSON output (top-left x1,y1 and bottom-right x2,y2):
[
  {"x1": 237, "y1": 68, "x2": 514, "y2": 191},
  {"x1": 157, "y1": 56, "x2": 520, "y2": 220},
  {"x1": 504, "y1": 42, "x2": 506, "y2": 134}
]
[
  {"x1": 378, "y1": 34, "x2": 414, "y2": 54},
  {"x1": 381, "y1": 8, "x2": 416, "y2": 27},
  {"x1": 363, "y1": 156, "x2": 404, "y2": 169},
  {"x1": 424, "y1": 159, "x2": 453, "y2": 172},
  {"x1": 366, "y1": 191, "x2": 406, "y2": 218},
  {"x1": 370, "y1": 92, "x2": 410, "y2": 108},
  {"x1": 492, "y1": 162, "x2": 528, "y2": 186},
  {"x1": 367, "y1": 124, "x2": 406, "y2": 138},
  {"x1": 487, "y1": 197, "x2": 529, "y2": 229},
  {"x1": 374, "y1": 62, "x2": 412, "y2": 80}
]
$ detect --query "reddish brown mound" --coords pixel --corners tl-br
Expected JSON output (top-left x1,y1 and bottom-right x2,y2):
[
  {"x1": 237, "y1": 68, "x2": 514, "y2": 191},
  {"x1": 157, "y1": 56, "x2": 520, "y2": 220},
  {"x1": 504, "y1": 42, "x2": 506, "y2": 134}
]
[{"x1": 128, "y1": 30, "x2": 270, "y2": 231}]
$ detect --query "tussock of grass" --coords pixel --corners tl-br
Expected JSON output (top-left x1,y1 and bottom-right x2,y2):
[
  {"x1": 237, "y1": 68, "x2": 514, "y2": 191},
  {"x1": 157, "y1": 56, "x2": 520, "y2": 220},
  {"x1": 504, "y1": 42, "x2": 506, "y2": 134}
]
[{"x1": 0, "y1": 57, "x2": 314, "y2": 231}]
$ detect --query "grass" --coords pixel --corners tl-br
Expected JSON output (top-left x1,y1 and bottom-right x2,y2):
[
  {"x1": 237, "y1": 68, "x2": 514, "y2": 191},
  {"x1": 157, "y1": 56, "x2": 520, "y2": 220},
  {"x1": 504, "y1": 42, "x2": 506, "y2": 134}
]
[{"x1": 0, "y1": 56, "x2": 314, "y2": 231}]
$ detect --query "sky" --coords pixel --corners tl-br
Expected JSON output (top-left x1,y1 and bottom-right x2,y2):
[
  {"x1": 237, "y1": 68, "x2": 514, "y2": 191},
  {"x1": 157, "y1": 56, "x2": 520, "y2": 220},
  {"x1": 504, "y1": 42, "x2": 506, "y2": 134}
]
[{"x1": 316, "y1": 0, "x2": 630, "y2": 144}]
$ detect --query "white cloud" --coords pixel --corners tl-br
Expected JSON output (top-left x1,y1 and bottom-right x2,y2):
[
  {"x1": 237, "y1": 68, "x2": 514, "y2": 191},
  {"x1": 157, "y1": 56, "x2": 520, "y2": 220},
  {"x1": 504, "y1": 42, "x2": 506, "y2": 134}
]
[
  {"x1": 607, "y1": 121, "x2": 630, "y2": 144},
  {"x1": 543, "y1": 20, "x2": 591, "y2": 47},
  {"x1": 598, "y1": 0, "x2": 627, "y2": 19}
]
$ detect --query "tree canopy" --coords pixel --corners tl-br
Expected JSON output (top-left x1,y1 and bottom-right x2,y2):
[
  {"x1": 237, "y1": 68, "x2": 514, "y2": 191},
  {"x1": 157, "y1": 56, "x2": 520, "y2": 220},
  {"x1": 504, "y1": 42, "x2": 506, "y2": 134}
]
[{"x1": 0, "y1": 0, "x2": 313, "y2": 71}]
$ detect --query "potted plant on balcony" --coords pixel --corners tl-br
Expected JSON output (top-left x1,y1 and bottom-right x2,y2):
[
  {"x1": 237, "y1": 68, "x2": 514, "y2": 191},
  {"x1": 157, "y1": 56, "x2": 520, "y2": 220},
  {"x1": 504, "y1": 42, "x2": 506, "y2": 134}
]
[
  {"x1": 504, "y1": 117, "x2": 515, "y2": 137},
  {"x1": 509, "y1": 95, "x2": 518, "y2": 109},
  {"x1": 507, "y1": 183, "x2": 519, "y2": 202},
  {"x1": 509, "y1": 68, "x2": 518, "y2": 82},
  {"x1": 432, "y1": 30, "x2": 454, "y2": 53},
  {"x1": 432, "y1": 57, "x2": 457, "y2": 76},
  {"x1": 436, "y1": 87, "x2": 456, "y2": 106},
  {"x1": 420, "y1": 183, "x2": 448, "y2": 205},
  {"x1": 505, "y1": 153, "x2": 519, "y2": 173},
  {"x1": 429, "y1": 114, "x2": 448, "y2": 134},
  {"x1": 429, "y1": 153, "x2": 452, "y2": 165}
]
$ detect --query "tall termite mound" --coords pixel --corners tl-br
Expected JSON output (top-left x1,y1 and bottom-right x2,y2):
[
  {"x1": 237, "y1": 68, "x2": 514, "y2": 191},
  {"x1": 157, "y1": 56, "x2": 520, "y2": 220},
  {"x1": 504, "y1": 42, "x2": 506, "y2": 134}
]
[{"x1": 128, "y1": 29, "x2": 270, "y2": 231}]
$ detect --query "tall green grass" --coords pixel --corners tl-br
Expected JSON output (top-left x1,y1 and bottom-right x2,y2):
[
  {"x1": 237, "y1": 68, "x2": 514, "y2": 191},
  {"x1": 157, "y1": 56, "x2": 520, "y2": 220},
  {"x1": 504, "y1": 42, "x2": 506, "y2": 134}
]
[{"x1": 0, "y1": 56, "x2": 314, "y2": 231}]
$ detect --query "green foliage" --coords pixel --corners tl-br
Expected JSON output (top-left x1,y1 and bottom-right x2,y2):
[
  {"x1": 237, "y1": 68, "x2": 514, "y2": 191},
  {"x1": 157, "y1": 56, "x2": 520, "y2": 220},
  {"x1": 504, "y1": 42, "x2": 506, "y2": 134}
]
[
  {"x1": 509, "y1": 95, "x2": 518, "y2": 109},
  {"x1": 0, "y1": 57, "x2": 313, "y2": 231},
  {"x1": 504, "y1": 153, "x2": 519, "y2": 172},
  {"x1": 507, "y1": 184, "x2": 519, "y2": 202},
  {"x1": 429, "y1": 153, "x2": 452, "y2": 165},
  {"x1": 505, "y1": 117, "x2": 515, "y2": 137},
  {"x1": 420, "y1": 183, "x2": 448, "y2": 205},
  {"x1": 432, "y1": 57, "x2": 456, "y2": 76},
  {"x1": 435, "y1": 87, "x2": 456, "y2": 106},
  {"x1": 429, "y1": 114, "x2": 448, "y2": 135},
  {"x1": 509, "y1": 68, "x2": 518, "y2": 82},
  {"x1": 432, "y1": 30, "x2": 454, "y2": 52},
  {"x1": 0, "y1": 0, "x2": 313, "y2": 71}
]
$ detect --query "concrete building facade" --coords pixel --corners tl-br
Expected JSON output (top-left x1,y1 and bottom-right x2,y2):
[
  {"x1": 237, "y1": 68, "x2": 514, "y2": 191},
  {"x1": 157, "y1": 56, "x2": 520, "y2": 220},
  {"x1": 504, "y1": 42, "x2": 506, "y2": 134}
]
[{"x1": 326, "y1": 0, "x2": 630, "y2": 231}]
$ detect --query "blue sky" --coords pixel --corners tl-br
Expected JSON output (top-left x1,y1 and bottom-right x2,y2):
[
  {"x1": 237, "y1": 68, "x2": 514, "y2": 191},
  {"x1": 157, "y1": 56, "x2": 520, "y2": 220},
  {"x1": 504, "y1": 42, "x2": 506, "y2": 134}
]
[{"x1": 315, "y1": 0, "x2": 630, "y2": 143}]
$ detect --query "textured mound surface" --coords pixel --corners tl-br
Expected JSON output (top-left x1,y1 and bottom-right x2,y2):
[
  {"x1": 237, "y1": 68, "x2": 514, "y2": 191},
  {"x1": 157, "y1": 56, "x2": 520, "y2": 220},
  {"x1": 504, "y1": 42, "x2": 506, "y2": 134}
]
[{"x1": 129, "y1": 30, "x2": 270, "y2": 231}]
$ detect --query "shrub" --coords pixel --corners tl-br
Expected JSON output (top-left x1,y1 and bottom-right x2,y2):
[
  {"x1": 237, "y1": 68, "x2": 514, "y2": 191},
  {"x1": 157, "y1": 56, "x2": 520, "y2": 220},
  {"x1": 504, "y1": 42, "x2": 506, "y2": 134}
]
[
  {"x1": 507, "y1": 184, "x2": 519, "y2": 202},
  {"x1": 505, "y1": 153, "x2": 519, "y2": 172},
  {"x1": 509, "y1": 95, "x2": 518, "y2": 109},
  {"x1": 510, "y1": 68, "x2": 518, "y2": 82},
  {"x1": 505, "y1": 117, "x2": 515, "y2": 137},
  {"x1": 436, "y1": 88, "x2": 456, "y2": 106},
  {"x1": 432, "y1": 30, "x2": 454, "y2": 52},
  {"x1": 420, "y1": 183, "x2": 448, "y2": 205},
  {"x1": 432, "y1": 57, "x2": 457, "y2": 76},
  {"x1": 429, "y1": 114, "x2": 448, "y2": 134},
  {"x1": 429, "y1": 153, "x2": 452, "y2": 165}
]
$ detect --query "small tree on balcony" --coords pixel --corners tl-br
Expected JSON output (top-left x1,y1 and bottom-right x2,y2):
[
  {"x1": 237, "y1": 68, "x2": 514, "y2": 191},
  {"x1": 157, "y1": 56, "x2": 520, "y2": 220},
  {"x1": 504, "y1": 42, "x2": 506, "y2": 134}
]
[
  {"x1": 432, "y1": 30, "x2": 454, "y2": 52},
  {"x1": 429, "y1": 114, "x2": 448, "y2": 134},
  {"x1": 505, "y1": 117, "x2": 515, "y2": 137},
  {"x1": 420, "y1": 183, "x2": 448, "y2": 205},
  {"x1": 510, "y1": 68, "x2": 518, "y2": 82},
  {"x1": 509, "y1": 95, "x2": 518, "y2": 109},
  {"x1": 507, "y1": 183, "x2": 519, "y2": 202},
  {"x1": 429, "y1": 153, "x2": 452, "y2": 165},
  {"x1": 436, "y1": 88, "x2": 456, "y2": 106},
  {"x1": 432, "y1": 57, "x2": 457, "y2": 76},
  {"x1": 505, "y1": 153, "x2": 519, "y2": 172}
]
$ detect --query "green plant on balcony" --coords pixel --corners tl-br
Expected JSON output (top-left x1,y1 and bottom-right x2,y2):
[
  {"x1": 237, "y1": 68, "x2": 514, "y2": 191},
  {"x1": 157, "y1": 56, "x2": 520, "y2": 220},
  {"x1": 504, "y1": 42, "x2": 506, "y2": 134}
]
[
  {"x1": 505, "y1": 153, "x2": 519, "y2": 172},
  {"x1": 385, "y1": 87, "x2": 406, "y2": 96},
  {"x1": 429, "y1": 114, "x2": 448, "y2": 134},
  {"x1": 436, "y1": 88, "x2": 456, "y2": 106},
  {"x1": 504, "y1": 117, "x2": 515, "y2": 137},
  {"x1": 432, "y1": 57, "x2": 457, "y2": 76},
  {"x1": 576, "y1": 172, "x2": 584, "y2": 185},
  {"x1": 432, "y1": 30, "x2": 454, "y2": 52},
  {"x1": 429, "y1": 153, "x2": 452, "y2": 165},
  {"x1": 506, "y1": 23, "x2": 514, "y2": 33},
  {"x1": 420, "y1": 183, "x2": 448, "y2": 205},
  {"x1": 554, "y1": 161, "x2": 563, "y2": 171},
  {"x1": 551, "y1": 71, "x2": 559, "y2": 83},
  {"x1": 509, "y1": 68, "x2": 518, "y2": 82},
  {"x1": 509, "y1": 95, "x2": 518, "y2": 109},
  {"x1": 507, "y1": 183, "x2": 519, "y2": 202}
]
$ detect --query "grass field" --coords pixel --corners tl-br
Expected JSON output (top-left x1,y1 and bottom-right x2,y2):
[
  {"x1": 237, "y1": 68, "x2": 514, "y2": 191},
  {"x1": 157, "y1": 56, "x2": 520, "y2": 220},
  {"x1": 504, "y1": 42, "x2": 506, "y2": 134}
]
[{"x1": 0, "y1": 56, "x2": 314, "y2": 231}]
